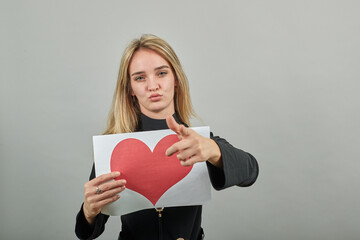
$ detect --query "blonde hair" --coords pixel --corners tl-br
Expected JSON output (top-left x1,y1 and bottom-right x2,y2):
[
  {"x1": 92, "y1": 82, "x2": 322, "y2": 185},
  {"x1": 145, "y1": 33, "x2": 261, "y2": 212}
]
[{"x1": 104, "y1": 34, "x2": 195, "y2": 134}]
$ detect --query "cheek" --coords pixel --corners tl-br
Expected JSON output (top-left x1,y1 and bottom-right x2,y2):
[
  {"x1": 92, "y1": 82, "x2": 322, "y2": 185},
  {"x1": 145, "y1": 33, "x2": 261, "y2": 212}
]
[
  {"x1": 130, "y1": 82, "x2": 142, "y2": 97},
  {"x1": 167, "y1": 78, "x2": 176, "y2": 91}
]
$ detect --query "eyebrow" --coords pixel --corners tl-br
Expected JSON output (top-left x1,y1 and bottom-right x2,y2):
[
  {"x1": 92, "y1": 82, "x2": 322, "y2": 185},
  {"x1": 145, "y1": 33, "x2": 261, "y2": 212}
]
[
  {"x1": 155, "y1": 65, "x2": 169, "y2": 71},
  {"x1": 130, "y1": 65, "x2": 170, "y2": 77}
]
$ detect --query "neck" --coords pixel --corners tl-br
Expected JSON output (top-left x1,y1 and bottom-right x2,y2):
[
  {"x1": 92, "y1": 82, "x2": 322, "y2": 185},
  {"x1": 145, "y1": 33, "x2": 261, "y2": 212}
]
[{"x1": 140, "y1": 109, "x2": 175, "y2": 120}]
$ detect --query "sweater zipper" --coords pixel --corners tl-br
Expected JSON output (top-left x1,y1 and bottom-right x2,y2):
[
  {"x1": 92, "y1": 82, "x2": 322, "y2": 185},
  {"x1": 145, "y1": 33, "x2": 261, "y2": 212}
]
[{"x1": 155, "y1": 207, "x2": 164, "y2": 240}]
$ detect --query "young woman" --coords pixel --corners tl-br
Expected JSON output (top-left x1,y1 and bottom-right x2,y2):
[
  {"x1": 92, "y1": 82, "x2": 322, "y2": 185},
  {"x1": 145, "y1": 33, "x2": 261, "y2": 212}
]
[{"x1": 75, "y1": 34, "x2": 259, "y2": 240}]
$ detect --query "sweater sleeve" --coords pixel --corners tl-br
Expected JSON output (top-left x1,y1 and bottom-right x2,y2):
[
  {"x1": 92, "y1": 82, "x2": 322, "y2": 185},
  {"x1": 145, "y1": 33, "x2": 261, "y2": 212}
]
[
  {"x1": 75, "y1": 164, "x2": 110, "y2": 239},
  {"x1": 207, "y1": 132, "x2": 259, "y2": 190}
]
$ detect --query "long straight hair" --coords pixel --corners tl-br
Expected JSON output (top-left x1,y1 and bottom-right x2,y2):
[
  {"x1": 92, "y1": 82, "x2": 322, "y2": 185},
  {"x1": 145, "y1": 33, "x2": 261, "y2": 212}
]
[{"x1": 104, "y1": 34, "x2": 195, "y2": 134}]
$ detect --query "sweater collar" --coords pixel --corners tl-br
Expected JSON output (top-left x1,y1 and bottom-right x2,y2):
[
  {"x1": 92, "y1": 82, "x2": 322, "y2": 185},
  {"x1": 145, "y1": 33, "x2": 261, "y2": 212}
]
[{"x1": 138, "y1": 113, "x2": 181, "y2": 131}]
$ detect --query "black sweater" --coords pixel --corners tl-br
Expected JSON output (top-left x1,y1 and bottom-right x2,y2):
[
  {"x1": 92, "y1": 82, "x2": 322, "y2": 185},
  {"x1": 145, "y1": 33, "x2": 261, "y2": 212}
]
[{"x1": 75, "y1": 114, "x2": 259, "y2": 240}]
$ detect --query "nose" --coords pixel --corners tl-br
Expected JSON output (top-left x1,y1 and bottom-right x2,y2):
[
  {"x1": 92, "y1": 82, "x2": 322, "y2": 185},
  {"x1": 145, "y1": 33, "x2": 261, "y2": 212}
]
[{"x1": 147, "y1": 75, "x2": 159, "y2": 91}]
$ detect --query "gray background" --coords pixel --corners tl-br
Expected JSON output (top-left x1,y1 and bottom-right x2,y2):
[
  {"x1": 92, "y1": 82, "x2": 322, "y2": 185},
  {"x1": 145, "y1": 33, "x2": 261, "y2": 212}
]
[{"x1": 1, "y1": 0, "x2": 359, "y2": 239}]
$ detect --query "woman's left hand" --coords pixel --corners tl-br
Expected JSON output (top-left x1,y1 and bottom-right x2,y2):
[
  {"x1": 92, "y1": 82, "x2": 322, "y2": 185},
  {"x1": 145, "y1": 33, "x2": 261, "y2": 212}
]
[{"x1": 166, "y1": 116, "x2": 223, "y2": 168}]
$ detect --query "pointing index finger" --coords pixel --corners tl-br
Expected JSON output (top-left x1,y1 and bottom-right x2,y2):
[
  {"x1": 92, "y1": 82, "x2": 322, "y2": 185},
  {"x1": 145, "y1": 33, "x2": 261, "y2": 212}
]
[{"x1": 166, "y1": 143, "x2": 178, "y2": 156}]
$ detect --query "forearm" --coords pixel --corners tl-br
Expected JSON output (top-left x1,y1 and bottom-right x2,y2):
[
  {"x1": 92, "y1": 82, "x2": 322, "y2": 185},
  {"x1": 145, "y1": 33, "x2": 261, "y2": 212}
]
[
  {"x1": 208, "y1": 134, "x2": 259, "y2": 190},
  {"x1": 75, "y1": 203, "x2": 109, "y2": 240},
  {"x1": 206, "y1": 138, "x2": 223, "y2": 168}
]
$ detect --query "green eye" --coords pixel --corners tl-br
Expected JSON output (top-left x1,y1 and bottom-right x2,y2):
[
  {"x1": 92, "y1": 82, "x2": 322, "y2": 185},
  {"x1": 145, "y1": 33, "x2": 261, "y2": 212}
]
[{"x1": 158, "y1": 71, "x2": 167, "y2": 76}]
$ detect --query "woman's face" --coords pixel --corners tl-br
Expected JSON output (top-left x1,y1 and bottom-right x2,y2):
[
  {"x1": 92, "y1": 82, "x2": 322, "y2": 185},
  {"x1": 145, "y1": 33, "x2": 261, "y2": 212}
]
[{"x1": 129, "y1": 48, "x2": 176, "y2": 119}]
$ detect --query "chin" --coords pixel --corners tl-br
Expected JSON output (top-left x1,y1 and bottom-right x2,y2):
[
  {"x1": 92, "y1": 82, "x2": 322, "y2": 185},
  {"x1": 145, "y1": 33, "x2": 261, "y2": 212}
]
[
  {"x1": 141, "y1": 101, "x2": 174, "y2": 116},
  {"x1": 148, "y1": 104, "x2": 167, "y2": 112}
]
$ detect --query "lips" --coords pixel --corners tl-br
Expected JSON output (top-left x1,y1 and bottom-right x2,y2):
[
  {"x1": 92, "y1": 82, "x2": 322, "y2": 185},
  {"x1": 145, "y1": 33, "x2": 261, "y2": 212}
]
[{"x1": 149, "y1": 93, "x2": 162, "y2": 101}]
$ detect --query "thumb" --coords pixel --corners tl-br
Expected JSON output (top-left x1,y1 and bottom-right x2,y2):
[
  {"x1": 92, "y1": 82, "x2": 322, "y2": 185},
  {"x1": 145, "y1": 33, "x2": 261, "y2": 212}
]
[
  {"x1": 166, "y1": 115, "x2": 180, "y2": 135},
  {"x1": 179, "y1": 124, "x2": 190, "y2": 137}
]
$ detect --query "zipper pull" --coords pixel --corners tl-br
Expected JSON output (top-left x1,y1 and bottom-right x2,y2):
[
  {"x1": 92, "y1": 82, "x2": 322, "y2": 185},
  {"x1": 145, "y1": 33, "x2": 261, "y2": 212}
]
[
  {"x1": 155, "y1": 207, "x2": 164, "y2": 218},
  {"x1": 156, "y1": 208, "x2": 164, "y2": 240}
]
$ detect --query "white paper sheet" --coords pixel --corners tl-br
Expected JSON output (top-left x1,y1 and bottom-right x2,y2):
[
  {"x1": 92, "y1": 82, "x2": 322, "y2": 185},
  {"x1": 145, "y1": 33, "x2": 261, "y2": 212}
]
[{"x1": 93, "y1": 127, "x2": 211, "y2": 216}]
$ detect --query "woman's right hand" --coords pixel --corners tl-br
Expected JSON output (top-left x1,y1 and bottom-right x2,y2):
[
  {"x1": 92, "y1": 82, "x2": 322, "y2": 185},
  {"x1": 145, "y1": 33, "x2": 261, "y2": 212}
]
[{"x1": 83, "y1": 171, "x2": 126, "y2": 225}]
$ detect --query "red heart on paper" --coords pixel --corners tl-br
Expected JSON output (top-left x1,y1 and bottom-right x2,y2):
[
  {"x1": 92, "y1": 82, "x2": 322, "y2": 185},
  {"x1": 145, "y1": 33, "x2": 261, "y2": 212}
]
[{"x1": 110, "y1": 134, "x2": 192, "y2": 205}]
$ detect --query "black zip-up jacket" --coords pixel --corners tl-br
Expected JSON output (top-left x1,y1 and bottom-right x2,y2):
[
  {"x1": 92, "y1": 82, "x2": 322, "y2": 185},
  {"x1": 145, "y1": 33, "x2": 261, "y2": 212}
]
[{"x1": 75, "y1": 113, "x2": 259, "y2": 240}]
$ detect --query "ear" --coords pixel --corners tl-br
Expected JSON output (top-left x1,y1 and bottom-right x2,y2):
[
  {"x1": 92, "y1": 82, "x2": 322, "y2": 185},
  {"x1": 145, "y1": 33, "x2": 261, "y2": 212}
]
[
  {"x1": 129, "y1": 85, "x2": 135, "y2": 96},
  {"x1": 174, "y1": 78, "x2": 178, "y2": 87}
]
